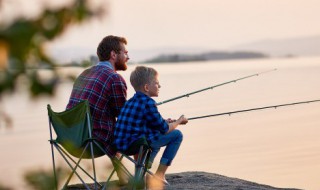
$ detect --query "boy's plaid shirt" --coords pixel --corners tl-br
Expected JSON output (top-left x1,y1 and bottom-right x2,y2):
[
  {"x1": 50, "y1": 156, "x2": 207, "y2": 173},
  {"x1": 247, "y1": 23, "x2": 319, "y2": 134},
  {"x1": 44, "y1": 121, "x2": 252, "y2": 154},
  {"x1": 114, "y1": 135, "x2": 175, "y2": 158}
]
[{"x1": 114, "y1": 92, "x2": 169, "y2": 152}]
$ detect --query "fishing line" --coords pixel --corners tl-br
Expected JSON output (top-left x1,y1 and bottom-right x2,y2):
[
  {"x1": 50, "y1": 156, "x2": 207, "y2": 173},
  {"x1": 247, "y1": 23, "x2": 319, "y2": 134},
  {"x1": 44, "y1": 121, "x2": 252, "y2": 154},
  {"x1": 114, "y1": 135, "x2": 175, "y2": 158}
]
[
  {"x1": 157, "y1": 68, "x2": 277, "y2": 106},
  {"x1": 188, "y1": 99, "x2": 320, "y2": 120}
]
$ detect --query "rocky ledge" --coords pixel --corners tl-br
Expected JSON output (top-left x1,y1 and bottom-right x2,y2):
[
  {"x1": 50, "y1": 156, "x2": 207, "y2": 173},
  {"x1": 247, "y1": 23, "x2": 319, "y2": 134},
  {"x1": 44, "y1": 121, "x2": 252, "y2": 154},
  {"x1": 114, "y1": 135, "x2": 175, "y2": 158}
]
[{"x1": 68, "y1": 171, "x2": 301, "y2": 190}]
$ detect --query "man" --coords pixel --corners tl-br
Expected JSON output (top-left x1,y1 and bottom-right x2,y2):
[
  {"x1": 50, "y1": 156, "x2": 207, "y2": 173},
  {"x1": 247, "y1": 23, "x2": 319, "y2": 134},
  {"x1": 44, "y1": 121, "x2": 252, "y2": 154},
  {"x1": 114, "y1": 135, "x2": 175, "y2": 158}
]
[{"x1": 66, "y1": 35, "x2": 129, "y2": 183}]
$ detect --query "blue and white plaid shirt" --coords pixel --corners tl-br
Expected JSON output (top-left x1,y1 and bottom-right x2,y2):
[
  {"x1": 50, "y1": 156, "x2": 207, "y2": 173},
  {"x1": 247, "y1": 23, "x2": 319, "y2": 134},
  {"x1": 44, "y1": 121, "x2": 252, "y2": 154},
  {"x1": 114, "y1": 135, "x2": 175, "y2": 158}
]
[{"x1": 114, "y1": 92, "x2": 169, "y2": 152}]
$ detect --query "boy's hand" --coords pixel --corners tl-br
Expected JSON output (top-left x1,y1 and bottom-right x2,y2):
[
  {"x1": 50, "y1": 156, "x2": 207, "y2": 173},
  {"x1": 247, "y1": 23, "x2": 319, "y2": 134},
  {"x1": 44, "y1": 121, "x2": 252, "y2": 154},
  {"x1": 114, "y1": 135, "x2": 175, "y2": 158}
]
[
  {"x1": 178, "y1": 115, "x2": 188, "y2": 125},
  {"x1": 166, "y1": 118, "x2": 176, "y2": 123}
]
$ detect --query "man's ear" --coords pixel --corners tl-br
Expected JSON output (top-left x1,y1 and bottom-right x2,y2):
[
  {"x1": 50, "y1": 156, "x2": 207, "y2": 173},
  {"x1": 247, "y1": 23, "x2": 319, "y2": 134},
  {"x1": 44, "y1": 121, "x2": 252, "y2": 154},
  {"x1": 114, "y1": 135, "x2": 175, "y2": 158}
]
[
  {"x1": 143, "y1": 84, "x2": 149, "y2": 92},
  {"x1": 110, "y1": 50, "x2": 117, "y2": 59}
]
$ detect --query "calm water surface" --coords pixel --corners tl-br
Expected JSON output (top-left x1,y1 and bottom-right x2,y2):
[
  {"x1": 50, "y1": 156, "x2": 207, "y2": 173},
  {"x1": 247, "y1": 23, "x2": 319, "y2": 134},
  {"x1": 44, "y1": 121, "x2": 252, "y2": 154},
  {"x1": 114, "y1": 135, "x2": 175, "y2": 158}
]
[{"x1": 1, "y1": 57, "x2": 320, "y2": 190}]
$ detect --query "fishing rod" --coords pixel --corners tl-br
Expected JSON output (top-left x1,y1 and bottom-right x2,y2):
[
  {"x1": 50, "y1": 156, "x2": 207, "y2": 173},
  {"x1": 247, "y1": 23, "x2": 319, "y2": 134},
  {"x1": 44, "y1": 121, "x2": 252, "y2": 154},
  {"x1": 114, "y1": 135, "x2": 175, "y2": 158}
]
[
  {"x1": 156, "y1": 68, "x2": 277, "y2": 106},
  {"x1": 188, "y1": 99, "x2": 320, "y2": 120}
]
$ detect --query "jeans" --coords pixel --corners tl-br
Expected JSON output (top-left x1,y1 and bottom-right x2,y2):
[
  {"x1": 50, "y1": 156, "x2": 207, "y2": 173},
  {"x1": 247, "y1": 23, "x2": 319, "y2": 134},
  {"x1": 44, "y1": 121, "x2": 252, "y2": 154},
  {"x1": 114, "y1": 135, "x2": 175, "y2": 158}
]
[{"x1": 149, "y1": 129, "x2": 183, "y2": 167}]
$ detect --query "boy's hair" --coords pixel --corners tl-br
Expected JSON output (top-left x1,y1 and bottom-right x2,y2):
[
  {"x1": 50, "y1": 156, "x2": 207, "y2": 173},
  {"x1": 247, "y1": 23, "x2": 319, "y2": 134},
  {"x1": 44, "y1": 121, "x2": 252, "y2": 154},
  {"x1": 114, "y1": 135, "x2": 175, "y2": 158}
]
[
  {"x1": 130, "y1": 66, "x2": 158, "y2": 91},
  {"x1": 97, "y1": 35, "x2": 127, "y2": 61}
]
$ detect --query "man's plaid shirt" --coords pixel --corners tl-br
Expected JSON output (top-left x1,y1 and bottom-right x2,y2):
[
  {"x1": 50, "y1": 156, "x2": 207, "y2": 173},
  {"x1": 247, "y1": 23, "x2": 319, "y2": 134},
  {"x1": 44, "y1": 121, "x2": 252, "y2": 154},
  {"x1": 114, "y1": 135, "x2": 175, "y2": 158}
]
[
  {"x1": 113, "y1": 92, "x2": 169, "y2": 152},
  {"x1": 67, "y1": 62, "x2": 127, "y2": 157}
]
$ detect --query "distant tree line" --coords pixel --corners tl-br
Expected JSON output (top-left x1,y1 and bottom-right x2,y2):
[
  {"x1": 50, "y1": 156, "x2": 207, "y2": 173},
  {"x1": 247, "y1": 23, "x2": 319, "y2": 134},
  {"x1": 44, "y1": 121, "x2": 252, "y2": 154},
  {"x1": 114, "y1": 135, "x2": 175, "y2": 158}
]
[
  {"x1": 143, "y1": 51, "x2": 269, "y2": 63},
  {"x1": 56, "y1": 55, "x2": 98, "y2": 68}
]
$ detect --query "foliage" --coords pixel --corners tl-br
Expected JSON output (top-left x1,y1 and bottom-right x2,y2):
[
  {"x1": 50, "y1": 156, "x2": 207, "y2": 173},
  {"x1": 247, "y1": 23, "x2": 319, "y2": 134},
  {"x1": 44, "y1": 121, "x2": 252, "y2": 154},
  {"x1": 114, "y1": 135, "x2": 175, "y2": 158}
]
[
  {"x1": 0, "y1": 1, "x2": 105, "y2": 187},
  {"x1": 24, "y1": 167, "x2": 67, "y2": 190},
  {"x1": 0, "y1": 183, "x2": 12, "y2": 190},
  {"x1": 0, "y1": 0, "x2": 105, "y2": 128},
  {"x1": 0, "y1": 0, "x2": 105, "y2": 97}
]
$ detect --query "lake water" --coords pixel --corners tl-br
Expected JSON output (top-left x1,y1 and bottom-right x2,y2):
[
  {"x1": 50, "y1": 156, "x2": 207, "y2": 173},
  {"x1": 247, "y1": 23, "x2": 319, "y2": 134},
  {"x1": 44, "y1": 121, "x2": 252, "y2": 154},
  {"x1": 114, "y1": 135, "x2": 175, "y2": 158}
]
[{"x1": 1, "y1": 56, "x2": 320, "y2": 190}]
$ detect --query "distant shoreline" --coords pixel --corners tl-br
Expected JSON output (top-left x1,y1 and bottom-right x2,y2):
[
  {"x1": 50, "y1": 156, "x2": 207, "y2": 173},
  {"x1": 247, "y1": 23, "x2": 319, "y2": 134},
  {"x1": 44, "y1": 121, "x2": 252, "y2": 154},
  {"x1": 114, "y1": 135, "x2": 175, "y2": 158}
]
[{"x1": 141, "y1": 51, "x2": 269, "y2": 63}]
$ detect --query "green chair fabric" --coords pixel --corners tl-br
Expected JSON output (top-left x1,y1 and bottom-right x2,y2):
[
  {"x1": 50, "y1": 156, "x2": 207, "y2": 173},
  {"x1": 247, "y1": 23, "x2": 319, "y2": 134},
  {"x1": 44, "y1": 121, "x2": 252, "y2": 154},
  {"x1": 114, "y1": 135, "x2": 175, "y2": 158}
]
[
  {"x1": 48, "y1": 101, "x2": 104, "y2": 158},
  {"x1": 47, "y1": 100, "x2": 113, "y2": 190}
]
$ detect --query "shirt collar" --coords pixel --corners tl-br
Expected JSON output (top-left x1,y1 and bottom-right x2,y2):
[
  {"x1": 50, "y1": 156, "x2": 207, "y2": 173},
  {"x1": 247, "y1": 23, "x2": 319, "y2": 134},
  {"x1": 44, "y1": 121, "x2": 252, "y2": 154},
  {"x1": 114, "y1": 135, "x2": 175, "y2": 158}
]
[
  {"x1": 135, "y1": 91, "x2": 149, "y2": 97},
  {"x1": 97, "y1": 61, "x2": 114, "y2": 70}
]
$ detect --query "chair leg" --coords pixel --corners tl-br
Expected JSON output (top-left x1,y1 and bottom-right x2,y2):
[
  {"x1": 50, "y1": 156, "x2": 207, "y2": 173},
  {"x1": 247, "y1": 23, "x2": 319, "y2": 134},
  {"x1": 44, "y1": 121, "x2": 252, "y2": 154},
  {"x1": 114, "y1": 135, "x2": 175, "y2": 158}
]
[
  {"x1": 102, "y1": 155, "x2": 134, "y2": 190},
  {"x1": 64, "y1": 143, "x2": 91, "y2": 188},
  {"x1": 50, "y1": 141, "x2": 58, "y2": 190},
  {"x1": 49, "y1": 119, "x2": 59, "y2": 190},
  {"x1": 57, "y1": 144, "x2": 102, "y2": 187},
  {"x1": 89, "y1": 141, "x2": 98, "y2": 190},
  {"x1": 54, "y1": 144, "x2": 91, "y2": 190},
  {"x1": 133, "y1": 146, "x2": 150, "y2": 190},
  {"x1": 104, "y1": 157, "x2": 121, "y2": 185}
]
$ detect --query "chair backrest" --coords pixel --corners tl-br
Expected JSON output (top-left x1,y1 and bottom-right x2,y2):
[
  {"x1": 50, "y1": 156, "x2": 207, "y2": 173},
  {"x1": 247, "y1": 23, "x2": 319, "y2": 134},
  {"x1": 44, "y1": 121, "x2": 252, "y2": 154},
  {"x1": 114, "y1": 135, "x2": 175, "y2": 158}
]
[{"x1": 47, "y1": 100, "x2": 94, "y2": 158}]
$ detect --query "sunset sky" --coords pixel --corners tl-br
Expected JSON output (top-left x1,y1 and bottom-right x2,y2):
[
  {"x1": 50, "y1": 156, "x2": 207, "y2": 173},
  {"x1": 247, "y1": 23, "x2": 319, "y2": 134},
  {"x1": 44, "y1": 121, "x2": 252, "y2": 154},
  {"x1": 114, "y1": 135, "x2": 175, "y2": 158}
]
[{"x1": 1, "y1": 0, "x2": 320, "y2": 61}]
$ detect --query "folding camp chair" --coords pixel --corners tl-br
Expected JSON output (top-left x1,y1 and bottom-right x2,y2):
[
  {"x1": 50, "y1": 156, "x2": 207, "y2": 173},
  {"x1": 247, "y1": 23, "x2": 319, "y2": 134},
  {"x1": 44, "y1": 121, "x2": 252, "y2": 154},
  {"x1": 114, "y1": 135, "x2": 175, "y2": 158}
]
[
  {"x1": 47, "y1": 100, "x2": 129, "y2": 189},
  {"x1": 47, "y1": 100, "x2": 156, "y2": 190}
]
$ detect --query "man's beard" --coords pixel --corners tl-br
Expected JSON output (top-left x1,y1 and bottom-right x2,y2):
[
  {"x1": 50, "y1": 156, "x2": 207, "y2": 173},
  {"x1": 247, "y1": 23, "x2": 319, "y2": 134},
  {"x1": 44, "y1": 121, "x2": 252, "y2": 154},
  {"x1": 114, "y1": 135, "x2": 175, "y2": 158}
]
[{"x1": 115, "y1": 57, "x2": 127, "y2": 71}]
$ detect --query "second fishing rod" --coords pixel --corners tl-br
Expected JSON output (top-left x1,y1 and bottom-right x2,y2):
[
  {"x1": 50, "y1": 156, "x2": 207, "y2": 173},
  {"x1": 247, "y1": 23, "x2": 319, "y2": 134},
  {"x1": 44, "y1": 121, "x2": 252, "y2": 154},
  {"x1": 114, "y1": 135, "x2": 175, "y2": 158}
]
[{"x1": 156, "y1": 68, "x2": 277, "y2": 106}]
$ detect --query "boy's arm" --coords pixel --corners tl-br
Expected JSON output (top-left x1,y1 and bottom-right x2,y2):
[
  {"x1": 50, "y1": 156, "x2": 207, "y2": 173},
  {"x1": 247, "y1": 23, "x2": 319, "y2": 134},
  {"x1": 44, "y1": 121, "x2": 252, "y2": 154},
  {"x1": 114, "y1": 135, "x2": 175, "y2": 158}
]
[
  {"x1": 145, "y1": 100, "x2": 169, "y2": 134},
  {"x1": 166, "y1": 115, "x2": 188, "y2": 134}
]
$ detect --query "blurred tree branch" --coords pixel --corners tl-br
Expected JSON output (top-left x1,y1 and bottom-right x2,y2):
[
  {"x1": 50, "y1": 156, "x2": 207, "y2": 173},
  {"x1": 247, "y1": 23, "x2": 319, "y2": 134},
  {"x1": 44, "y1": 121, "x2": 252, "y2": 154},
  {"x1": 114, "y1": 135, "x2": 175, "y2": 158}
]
[{"x1": 0, "y1": 0, "x2": 106, "y2": 129}]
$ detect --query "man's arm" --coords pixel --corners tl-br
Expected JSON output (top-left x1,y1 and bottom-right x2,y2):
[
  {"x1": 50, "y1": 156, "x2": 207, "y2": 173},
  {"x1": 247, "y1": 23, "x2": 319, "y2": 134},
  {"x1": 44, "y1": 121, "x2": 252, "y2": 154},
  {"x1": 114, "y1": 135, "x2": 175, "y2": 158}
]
[{"x1": 110, "y1": 76, "x2": 127, "y2": 116}]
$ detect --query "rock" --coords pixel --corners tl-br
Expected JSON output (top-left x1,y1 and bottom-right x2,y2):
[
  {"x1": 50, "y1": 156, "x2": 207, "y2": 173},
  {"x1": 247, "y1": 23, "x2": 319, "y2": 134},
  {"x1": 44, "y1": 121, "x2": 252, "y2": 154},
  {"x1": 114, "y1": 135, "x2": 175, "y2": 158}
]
[
  {"x1": 165, "y1": 172, "x2": 301, "y2": 190},
  {"x1": 67, "y1": 171, "x2": 301, "y2": 190}
]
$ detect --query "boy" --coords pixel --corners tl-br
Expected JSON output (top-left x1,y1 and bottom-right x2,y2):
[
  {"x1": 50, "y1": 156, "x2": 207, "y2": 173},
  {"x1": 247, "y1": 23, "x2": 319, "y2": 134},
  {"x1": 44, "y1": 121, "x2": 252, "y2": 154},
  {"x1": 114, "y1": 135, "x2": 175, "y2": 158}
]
[{"x1": 114, "y1": 66, "x2": 188, "y2": 184}]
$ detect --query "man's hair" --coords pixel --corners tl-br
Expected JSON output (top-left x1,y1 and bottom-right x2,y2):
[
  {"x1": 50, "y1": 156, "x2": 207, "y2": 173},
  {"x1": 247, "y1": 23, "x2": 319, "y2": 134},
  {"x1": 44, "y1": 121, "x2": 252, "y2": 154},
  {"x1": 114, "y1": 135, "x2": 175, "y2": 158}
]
[
  {"x1": 97, "y1": 35, "x2": 127, "y2": 61},
  {"x1": 130, "y1": 66, "x2": 158, "y2": 91}
]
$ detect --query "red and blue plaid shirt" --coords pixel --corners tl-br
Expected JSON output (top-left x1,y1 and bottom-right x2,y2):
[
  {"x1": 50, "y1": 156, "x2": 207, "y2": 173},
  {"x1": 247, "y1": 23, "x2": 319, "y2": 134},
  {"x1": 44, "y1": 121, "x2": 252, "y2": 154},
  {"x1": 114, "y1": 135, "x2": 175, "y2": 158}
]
[
  {"x1": 67, "y1": 62, "x2": 127, "y2": 157},
  {"x1": 113, "y1": 92, "x2": 169, "y2": 152}
]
